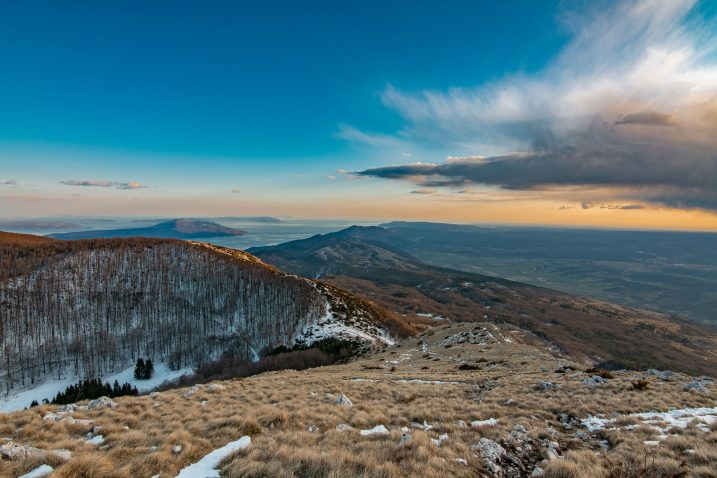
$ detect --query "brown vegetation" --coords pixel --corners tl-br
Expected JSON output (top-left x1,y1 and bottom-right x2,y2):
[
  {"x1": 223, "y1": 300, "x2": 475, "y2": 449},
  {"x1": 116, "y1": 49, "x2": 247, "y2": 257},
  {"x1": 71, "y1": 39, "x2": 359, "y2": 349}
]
[{"x1": 0, "y1": 322, "x2": 714, "y2": 478}]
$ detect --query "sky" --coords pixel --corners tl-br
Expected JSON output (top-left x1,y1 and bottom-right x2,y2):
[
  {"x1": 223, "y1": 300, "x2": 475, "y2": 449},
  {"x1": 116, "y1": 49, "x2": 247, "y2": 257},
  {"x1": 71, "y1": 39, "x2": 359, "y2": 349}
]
[{"x1": 1, "y1": 0, "x2": 717, "y2": 230}]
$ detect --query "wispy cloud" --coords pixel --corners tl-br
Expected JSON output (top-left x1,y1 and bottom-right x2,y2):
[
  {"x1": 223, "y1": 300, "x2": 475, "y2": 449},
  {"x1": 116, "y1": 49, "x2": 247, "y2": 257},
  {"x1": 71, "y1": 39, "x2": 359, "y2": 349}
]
[
  {"x1": 353, "y1": 0, "x2": 717, "y2": 210},
  {"x1": 0, "y1": 180, "x2": 18, "y2": 185},
  {"x1": 61, "y1": 179, "x2": 148, "y2": 190},
  {"x1": 230, "y1": 188, "x2": 242, "y2": 193}
]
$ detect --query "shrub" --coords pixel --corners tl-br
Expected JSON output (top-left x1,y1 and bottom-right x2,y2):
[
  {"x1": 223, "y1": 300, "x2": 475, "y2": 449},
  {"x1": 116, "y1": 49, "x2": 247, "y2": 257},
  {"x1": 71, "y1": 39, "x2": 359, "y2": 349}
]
[{"x1": 586, "y1": 367, "x2": 615, "y2": 379}]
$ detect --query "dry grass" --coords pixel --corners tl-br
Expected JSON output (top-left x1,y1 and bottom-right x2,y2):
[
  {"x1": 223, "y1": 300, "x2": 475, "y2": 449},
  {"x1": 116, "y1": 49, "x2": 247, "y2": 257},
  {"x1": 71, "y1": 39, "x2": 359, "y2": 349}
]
[{"x1": 0, "y1": 322, "x2": 715, "y2": 477}]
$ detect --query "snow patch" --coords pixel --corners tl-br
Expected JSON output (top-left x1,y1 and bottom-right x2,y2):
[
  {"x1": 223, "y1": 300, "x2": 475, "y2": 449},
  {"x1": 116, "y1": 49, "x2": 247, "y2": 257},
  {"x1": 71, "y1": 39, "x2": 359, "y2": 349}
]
[
  {"x1": 85, "y1": 435, "x2": 104, "y2": 446},
  {"x1": 360, "y1": 425, "x2": 389, "y2": 436},
  {"x1": 293, "y1": 301, "x2": 394, "y2": 346},
  {"x1": 0, "y1": 362, "x2": 193, "y2": 413},
  {"x1": 582, "y1": 407, "x2": 717, "y2": 434},
  {"x1": 18, "y1": 465, "x2": 54, "y2": 478},
  {"x1": 174, "y1": 436, "x2": 251, "y2": 478}
]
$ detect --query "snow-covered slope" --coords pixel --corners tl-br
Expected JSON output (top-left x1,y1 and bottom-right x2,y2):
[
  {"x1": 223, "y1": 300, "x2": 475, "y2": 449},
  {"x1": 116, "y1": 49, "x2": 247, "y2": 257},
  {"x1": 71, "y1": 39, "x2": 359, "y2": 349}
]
[{"x1": 0, "y1": 238, "x2": 396, "y2": 409}]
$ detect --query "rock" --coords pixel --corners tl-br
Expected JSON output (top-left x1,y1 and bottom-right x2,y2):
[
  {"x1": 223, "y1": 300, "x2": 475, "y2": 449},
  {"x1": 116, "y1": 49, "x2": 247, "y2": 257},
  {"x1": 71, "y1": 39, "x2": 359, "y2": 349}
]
[
  {"x1": 57, "y1": 404, "x2": 86, "y2": 413},
  {"x1": 431, "y1": 433, "x2": 449, "y2": 447},
  {"x1": 42, "y1": 413, "x2": 93, "y2": 425},
  {"x1": 546, "y1": 449, "x2": 561, "y2": 461},
  {"x1": 335, "y1": 394, "x2": 353, "y2": 407},
  {"x1": 454, "y1": 458, "x2": 468, "y2": 466},
  {"x1": 360, "y1": 425, "x2": 389, "y2": 436},
  {"x1": 182, "y1": 386, "x2": 198, "y2": 398},
  {"x1": 531, "y1": 466, "x2": 545, "y2": 477},
  {"x1": 513, "y1": 424, "x2": 527, "y2": 433},
  {"x1": 535, "y1": 381, "x2": 560, "y2": 392},
  {"x1": 207, "y1": 383, "x2": 226, "y2": 392},
  {"x1": 683, "y1": 381, "x2": 707, "y2": 393},
  {"x1": 456, "y1": 420, "x2": 468, "y2": 428},
  {"x1": 648, "y1": 369, "x2": 673, "y2": 380},
  {"x1": 546, "y1": 426, "x2": 559, "y2": 436},
  {"x1": 172, "y1": 445, "x2": 182, "y2": 454},
  {"x1": 87, "y1": 397, "x2": 117, "y2": 409},
  {"x1": 307, "y1": 425, "x2": 319, "y2": 433},
  {"x1": 336, "y1": 423, "x2": 354, "y2": 432},
  {"x1": 410, "y1": 420, "x2": 433, "y2": 430},
  {"x1": 475, "y1": 438, "x2": 506, "y2": 475},
  {"x1": 582, "y1": 377, "x2": 598, "y2": 388},
  {"x1": 400, "y1": 432, "x2": 413, "y2": 444},
  {"x1": 545, "y1": 441, "x2": 562, "y2": 460},
  {"x1": 149, "y1": 392, "x2": 160, "y2": 399},
  {"x1": 591, "y1": 375, "x2": 606, "y2": 383},
  {"x1": 0, "y1": 442, "x2": 45, "y2": 460},
  {"x1": 471, "y1": 418, "x2": 499, "y2": 428},
  {"x1": 52, "y1": 449, "x2": 72, "y2": 460},
  {"x1": 574, "y1": 431, "x2": 589, "y2": 440}
]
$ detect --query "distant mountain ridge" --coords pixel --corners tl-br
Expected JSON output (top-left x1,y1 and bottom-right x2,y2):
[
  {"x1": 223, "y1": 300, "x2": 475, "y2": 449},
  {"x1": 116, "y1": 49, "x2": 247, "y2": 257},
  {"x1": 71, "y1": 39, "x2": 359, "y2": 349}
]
[
  {"x1": 48, "y1": 218, "x2": 246, "y2": 240},
  {"x1": 250, "y1": 225, "x2": 717, "y2": 376}
]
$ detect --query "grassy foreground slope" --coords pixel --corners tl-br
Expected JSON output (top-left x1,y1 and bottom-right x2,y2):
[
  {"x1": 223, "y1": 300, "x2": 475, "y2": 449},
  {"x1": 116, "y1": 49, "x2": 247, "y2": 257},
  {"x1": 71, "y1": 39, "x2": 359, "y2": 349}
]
[{"x1": 1, "y1": 323, "x2": 714, "y2": 478}]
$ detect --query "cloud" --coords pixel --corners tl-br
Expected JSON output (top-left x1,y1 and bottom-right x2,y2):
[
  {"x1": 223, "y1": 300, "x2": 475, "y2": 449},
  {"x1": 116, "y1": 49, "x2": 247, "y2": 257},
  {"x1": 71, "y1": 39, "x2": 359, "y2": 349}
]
[
  {"x1": 327, "y1": 175, "x2": 337, "y2": 180},
  {"x1": 410, "y1": 188, "x2": 437, "y2": 195},
  {"x1": 335, "y1": 124, "x2": 403, "y2": 147},
  {"x1": 581, "y1": 201, "x2": 594, "y2": 210},
  {"x1": 61, "y1": 179, "x2": 148, "y2": 190},
  {"x1": 230, "y1": 188, "x2": 242, "y2": 193},
  {"x1": 121, "y1": 181, "x2": 147, "y2": 190},
  {"x1": 615, "y1": 111, "x2": 677, "y2": 126},
  {"x1": 353, "y1": 0, "x2": 717, "y2": 210},
  {"x1": 600, "y1": 203, "x2": 646, "y2": 210},
  {"x1": 0, "y1": 180, "x2": 18, "y2": 185}
]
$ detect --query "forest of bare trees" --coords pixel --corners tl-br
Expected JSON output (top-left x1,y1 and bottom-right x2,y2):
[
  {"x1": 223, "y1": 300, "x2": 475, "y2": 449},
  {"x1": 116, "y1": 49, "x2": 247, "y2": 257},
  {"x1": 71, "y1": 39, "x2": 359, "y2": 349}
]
[{"x1": 0, "y1": 238, "x2": 328, "y2": 395}]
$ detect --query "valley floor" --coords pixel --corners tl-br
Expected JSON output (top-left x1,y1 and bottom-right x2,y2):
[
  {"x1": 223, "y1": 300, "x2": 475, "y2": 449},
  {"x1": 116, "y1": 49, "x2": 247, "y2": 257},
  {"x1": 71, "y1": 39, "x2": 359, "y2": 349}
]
[{"x1": 1, "y1": 323, "x2": 715, "y2": 478}]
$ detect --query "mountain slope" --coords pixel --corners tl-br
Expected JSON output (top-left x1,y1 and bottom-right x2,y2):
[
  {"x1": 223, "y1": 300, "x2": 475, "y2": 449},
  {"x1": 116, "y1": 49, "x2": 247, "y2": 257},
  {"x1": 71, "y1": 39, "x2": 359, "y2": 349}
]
[
  {"x1": 1, "y1": 322, "x2": 714, "y2": 478},
  {"x1": 249, "y1": 226, "x2": 717, "y2": 376},
  {"x1": 48, "y1": 219, "x2": 246, "y2": 240},
  {"x1": 0, "y1": 236, "x2": 407, "y2": 405}
]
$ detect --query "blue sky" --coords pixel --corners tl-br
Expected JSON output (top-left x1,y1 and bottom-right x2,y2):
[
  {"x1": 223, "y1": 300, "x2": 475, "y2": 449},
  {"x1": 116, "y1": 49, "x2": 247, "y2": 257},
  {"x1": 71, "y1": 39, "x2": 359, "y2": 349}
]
[
  {"x1": 2, "y1": 1, "x2": 717, "y2": 229},
  {"x1": 0, "y1": 1, "x2": 564, "y2": 157}
]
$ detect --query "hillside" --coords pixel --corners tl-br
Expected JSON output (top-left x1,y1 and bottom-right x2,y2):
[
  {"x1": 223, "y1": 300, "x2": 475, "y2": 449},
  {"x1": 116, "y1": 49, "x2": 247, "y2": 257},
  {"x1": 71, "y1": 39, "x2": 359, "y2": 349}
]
[
  {"x1": 48, "y1": 219, "x2": 246, "y2": 240},
  {"x1": 0, "y1": 231, "x2": 57, "y2": 246},
  {"x1": 0, "y1": 322, "x2": 714, "y2": 477},
  {"x1": 0, "y1": 235, "x2": 406, "y2": 408},
  {"x1": 249, "y1": 226, "x2": 717, "y2": 377}
]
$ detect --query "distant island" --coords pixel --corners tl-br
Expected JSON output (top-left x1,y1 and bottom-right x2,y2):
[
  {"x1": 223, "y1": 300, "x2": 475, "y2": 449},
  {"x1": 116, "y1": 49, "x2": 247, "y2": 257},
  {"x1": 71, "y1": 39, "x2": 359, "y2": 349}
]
[{"x1": 49, "y1": 219, "x2": 247, "y2": 240}]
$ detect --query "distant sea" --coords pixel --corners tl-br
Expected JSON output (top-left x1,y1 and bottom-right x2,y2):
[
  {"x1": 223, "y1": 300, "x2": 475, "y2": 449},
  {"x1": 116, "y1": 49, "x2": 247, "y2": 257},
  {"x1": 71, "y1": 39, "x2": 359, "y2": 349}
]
[{"x1": 0, "y1": 217, "x2": 380, "y2": 250}]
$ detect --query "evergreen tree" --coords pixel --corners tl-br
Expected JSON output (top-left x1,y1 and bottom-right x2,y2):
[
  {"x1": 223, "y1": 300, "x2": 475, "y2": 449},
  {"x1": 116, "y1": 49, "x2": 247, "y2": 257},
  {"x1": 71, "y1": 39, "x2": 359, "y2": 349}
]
[
  {"x1": 144, "y1": 359, "x2": 154, "y2": 379},
  {"x1": 134, "y1": 358, "x2": 145, "y2": 380}
]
